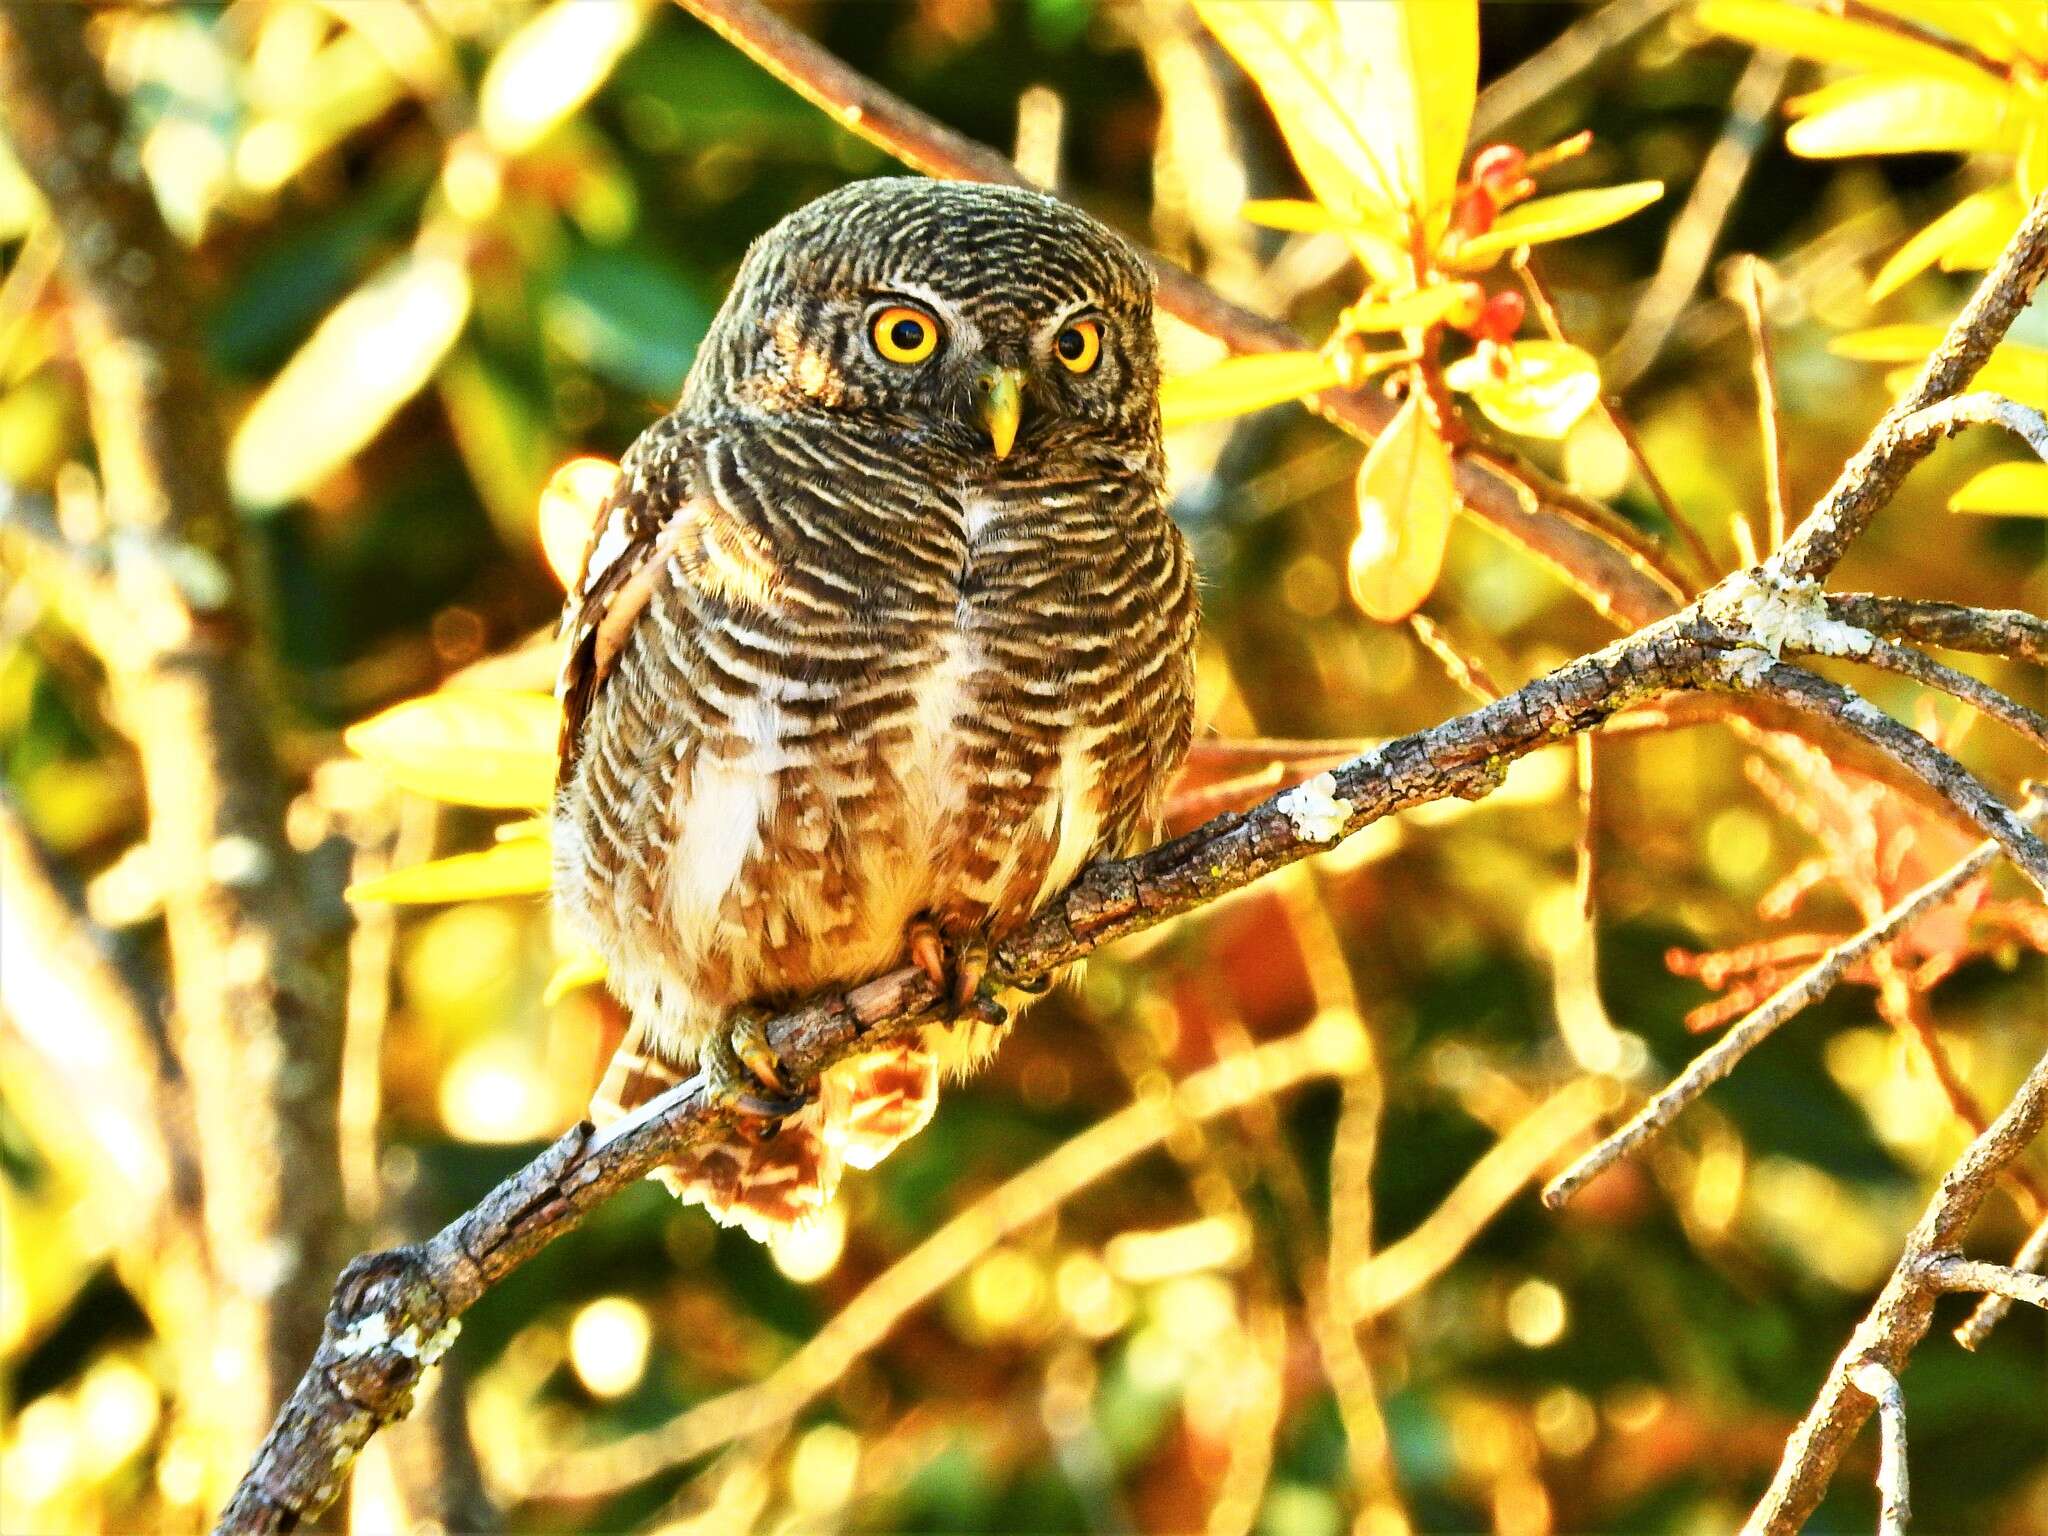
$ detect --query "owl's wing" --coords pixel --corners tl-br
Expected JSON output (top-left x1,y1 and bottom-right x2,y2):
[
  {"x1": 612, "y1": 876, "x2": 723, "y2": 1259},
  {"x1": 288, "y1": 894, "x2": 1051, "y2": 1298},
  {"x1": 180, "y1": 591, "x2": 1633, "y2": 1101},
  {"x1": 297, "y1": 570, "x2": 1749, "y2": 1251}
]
[{"x1": 553, "y1": 424, "x2": 702, "y2": 785}]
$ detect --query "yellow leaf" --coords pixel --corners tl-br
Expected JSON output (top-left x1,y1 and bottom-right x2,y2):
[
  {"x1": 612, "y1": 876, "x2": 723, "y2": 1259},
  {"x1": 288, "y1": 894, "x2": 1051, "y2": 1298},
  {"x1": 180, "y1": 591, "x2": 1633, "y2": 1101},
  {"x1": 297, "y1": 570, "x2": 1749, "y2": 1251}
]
[
  {"x1": 1239, "y1": 198, "x2": 1355, "y2": 232},
  {"x1": 1331, "y1": 0, "x2": 1478, "y2": 212},
  {"x1": 229, "y1": 249, "x2": 472, "y2": 511},
  {"x1": 1197, "y1": 1, "x2": 1475, "y2": 217},
  {"x1": 1447, "y1": 181, "x2": 1665, "y2": 265},
  {"x1": 1161, "y1": 351, "x2": 1345, "y2": 428},
  {"x1": 1936, "y1": 186, "x2": 2026, "y2": 270},
  {"x1": 1861, "y1": 0, "x2": 2048, "y2": 66},
  {"x1": 1237, "y1": 198, "x2": 1409, "y2": 282},
  {"x1": 345, "y1": 691, "x2": 561, "y2": 809},
  {"x1": 539, "y1": 456, "x2": 620, "y2": 589},
  {"x1": 1867, "y1": 190, "x2": 2016, "y2": 300},
  {"x1": 1948, "y1": 461, "x2": 2048, "y2": 515},
  {"x1": 1348, "y1": 392, "x2": 1458, "y2": 622},
  {"x1": 346, "y1": 838, "x2": 552, "y2": 904},
  {"x1": 1444, "y1": 341, "x2": 1601, "y2": 440},
  {"x1": 1828, "y1": 324, "x2": 1946, "y2": 361},
  {"x1": 1696, "y1": 0, "x2": 2003, "y2": 83},
  {"x1": 480, "y1": 0, "x2": 645, "y2": 155},
  {"x1": 1785, "y1": 74, "x2": 2014, "y2": 159},
  {"x1": 1195, "y1": 2, "x2": 1403, "y2": 216},
  {"x1": 1839, "y1": 334, "x2": 2048, "y2": 410},
  {"x1": 1342, "y1": 285, "x2": 1472, "y2": 334},
  {"x1": 544, "y1": 947, "x2": 608, "y2": 1004}
]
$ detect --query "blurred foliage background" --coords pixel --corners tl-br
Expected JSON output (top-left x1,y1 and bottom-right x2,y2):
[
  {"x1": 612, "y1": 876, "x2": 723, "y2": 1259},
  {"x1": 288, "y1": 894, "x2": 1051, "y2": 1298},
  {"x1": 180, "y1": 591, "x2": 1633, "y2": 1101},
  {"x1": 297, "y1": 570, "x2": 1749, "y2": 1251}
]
[{"x1": 1, "y1": 3, "x2": 2044, "y2": 1534}]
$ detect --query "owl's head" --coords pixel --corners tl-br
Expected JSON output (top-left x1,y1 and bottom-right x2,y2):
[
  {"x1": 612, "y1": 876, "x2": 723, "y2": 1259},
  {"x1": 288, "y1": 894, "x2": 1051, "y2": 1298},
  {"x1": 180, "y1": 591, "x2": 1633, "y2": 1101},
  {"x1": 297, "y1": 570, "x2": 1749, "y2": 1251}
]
[{"x1": 688, "y1": 178, "x2": 1159, "y2": 471}]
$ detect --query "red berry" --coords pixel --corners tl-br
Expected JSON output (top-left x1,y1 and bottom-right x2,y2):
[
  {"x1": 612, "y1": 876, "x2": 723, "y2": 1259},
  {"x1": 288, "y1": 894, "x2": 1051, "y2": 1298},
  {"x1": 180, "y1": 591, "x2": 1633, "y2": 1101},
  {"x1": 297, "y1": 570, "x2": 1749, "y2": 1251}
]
[
  {"x1": 1474, "y1": 290, "x2": 1525, "y2": 346},
  {"x1": 1471, "y1": 144, "x2": 1527, "y2": 195},
  {"x1": 1453, "y1": 185, "x2": 1496, "y2": 241}
]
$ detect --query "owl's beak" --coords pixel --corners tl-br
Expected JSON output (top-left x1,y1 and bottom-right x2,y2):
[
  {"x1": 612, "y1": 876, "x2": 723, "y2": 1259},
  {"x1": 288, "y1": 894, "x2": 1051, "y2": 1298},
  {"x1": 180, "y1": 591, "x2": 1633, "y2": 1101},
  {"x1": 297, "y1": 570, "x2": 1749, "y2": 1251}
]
[{"x1": 975, "y1": 365, "x2": 1025, "y2": 459}]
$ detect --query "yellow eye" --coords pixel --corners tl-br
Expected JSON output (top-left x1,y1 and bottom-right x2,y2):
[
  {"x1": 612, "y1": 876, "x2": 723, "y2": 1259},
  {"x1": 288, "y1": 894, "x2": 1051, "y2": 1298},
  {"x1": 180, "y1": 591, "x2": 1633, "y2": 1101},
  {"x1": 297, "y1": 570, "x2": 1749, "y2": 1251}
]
[
  {"x1": 871, "y1": 305, "x2": 940, "y2": 364},
  {"x1": 1054, "y1": 318, "x2": 1102, "y2": 374}
]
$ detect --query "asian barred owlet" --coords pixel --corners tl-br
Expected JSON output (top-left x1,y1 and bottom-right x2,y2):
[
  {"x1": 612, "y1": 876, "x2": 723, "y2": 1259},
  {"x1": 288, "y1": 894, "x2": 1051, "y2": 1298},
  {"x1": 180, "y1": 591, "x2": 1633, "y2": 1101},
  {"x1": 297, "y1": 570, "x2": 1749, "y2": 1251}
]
[{"x1": 552, "y1": 178, "x2": 1197, "y2": 1240}]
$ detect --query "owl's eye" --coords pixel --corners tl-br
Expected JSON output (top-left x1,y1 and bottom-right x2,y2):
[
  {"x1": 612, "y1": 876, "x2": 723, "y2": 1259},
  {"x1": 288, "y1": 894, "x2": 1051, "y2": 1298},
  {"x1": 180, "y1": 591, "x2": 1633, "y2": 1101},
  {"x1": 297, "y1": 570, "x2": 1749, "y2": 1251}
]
[
  {"x1": 1054, "y1": 319, "x2": 1102, "y2": 374},
  {"x1": 871, "y1": 305, "x2": 941, "y2": 365}
]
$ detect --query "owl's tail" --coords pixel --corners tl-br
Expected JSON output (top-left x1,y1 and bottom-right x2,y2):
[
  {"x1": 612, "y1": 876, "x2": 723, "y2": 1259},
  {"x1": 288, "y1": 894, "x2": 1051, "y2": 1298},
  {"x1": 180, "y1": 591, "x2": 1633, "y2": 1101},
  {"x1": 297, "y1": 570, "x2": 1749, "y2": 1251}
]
[{"x1": 589, "y1": 1025, "x2": 939, "y2": 1243}]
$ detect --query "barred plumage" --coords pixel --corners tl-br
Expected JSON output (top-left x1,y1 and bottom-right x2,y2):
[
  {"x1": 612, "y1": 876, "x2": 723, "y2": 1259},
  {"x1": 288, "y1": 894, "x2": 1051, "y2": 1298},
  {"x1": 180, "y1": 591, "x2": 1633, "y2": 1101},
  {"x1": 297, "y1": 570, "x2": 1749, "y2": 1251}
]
[{"x1": 552, "y1": 179, "x2": 1197, "y2": 1238}]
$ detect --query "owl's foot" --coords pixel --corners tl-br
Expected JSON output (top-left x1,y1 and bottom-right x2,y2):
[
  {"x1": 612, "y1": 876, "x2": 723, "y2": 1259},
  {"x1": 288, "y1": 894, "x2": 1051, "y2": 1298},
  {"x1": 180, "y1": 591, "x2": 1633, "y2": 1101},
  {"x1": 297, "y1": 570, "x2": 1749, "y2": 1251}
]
[
  {"x1": 701, "y1": 1008, "x2": 805, "y2": 1126},
  {"x1": 905, "y1": 916, "x2": 995, "y2": 1018}
]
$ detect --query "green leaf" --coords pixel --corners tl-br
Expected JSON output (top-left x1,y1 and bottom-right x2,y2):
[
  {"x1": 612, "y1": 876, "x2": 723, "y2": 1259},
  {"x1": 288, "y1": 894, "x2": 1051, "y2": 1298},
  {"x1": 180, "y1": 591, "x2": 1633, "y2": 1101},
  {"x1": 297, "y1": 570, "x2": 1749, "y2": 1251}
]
[
  {"x1": 1448, "y1": 181, "x2": 1665, "y2": 265},
  {"x1": 346, "y1": 839, "x2": 552, "y2": 904},
  {"x1": 1348, "y1": 391, "x2": 1457, "y2": 621},
  {"x1": 1444, "y1": 340, "x2": 1601, "y2": 440},
  {"x1": 1948, "y1": 461, "x2": 2048, "y2": 515},
  {"x1": 1697, "y1": 0, "x2": 2005, "y2": 82},
  {"x1": 228, "y1": 248, "x2": 472, "y2": 512},
  {"x1": 1161, "y1": 351, "x2": 1345, "y2": 428},
  {"x1": 345, "y1": 691, "x2": 561, "y2": 809},
  {"x1": 480, "y1": 0, "x2": 646, "y2": 155},
  {"x1": 1785, "y1": 74, "x2": 2015, "y2": 159}
]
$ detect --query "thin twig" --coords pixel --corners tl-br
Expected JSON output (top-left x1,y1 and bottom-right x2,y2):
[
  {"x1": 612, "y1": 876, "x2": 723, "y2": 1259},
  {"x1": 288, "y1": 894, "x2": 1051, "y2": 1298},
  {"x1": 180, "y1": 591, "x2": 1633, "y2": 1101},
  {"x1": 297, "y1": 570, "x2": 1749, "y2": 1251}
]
[
  {"x1": 1606, "y1": 49, "x2": 1793, "y2": 390},
  {"x1": 1739, "y1": 255, "x2": 1789, "y2": 552},
  {"x1": 1774, "y1": 195, "x2": 2048, "y2": 581},
  {"x1": 1470, "y1": 0, "x2": 1687, "y2": 140},
  {"x1": 1848, "y1": 1360, "x2": 1910, "y2": 1536},
  {"x1": 1920, "y1": 1254, "x2": 2048, "y2": 1312},
  {"x1": 1954, "y1": 1216, "x2": 2048, "y2": 1349},
  {"x1": 1848, "y1": 638, "x2": 2048, "y2": 754},
  {"x1": 1409, "y1": 612, "x2": 1503, "y2": 702},
  {"x1": 1827, "y1": 595, "x2": 2048, "y2": 667},
  {"x1": 1742, "y1": 1040, "x2": 2048, "y2": 1533},
  {"x1": 1545, "y1": 794, "x2": 2046, "y2": 1208},
  {"x1": 1517, "y1": 253, "x2": 1716, "y2": 583}
]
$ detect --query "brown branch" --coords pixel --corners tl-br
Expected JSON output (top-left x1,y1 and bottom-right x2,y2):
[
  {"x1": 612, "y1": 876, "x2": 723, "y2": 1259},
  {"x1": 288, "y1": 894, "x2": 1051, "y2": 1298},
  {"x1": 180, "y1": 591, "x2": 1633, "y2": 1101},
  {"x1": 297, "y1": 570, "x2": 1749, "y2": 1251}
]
[
  {"x1": 672, "y1": 0, "x2": 1683, "y2": 631},
  {"x1": 1739, "y1": 255, "x2": 1790, "y2": 552},
  {"x1": 0, "y1": 0, "x2": 346, "y2": 1484},
  {"x1": 1920, "y1": 1254, "x2": 2048, "y2": 1312},
  {"x1": 1469, "y1": 0, "x2": 1688, "y2": 141},
  {"x1": 1848, "y1": 1360, "x2": 1911, "y2": 1536},
  {"x1": 1742, "y1": 1041, "x2": 2048, "y2": 1534},
  {"x1": 1775, "y1": 194, "x2": 2048, "y2": 580},
  {"x1": 1846, "y1": 638, "x2": 2048, "y2": 754},
  {"x1": 1954, "y1": 1212, "x2": 2048, "y2": 1350},
  {"x1": 1827, "y1": 595, "x2": 2048, "y2": 666}
]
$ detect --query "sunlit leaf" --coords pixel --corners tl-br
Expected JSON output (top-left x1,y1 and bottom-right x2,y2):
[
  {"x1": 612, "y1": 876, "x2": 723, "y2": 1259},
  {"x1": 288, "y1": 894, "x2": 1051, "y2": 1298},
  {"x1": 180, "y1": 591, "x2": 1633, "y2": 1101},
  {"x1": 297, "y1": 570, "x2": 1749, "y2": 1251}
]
[
  {"x1": 1862, "y1": 0, "x2": 2047, "y2": 64},
  {"x1": 1867, "y1": 189, "x2": 2019, "y2": 300},
  {"x1": 229, "y1": 248, "x2": 472, "y2": 511},
  {"x1": 1448, "y1": 181, "x2": 1665, "y2": 265},
  {"x1": 1934, "y1": 186, "x2": 2025, "y2": 270},
  {"x1": 1948, "y1": 461, "x2": 2048, "y2": 515},
  {"x1": 1343, "y1": 285, "x2": 1472, "y2": 333},
  {"x1": 1785, "y1": 74, "x2": 2015, "y2": 159},
  {"x1": 1161, "y1": 351, "x2": 1345, "y2": 428},
  {"x1": 1195, "y1": 2, "x2": 1400, "y2": 216},
  {"x1": 544, "y1": 947, "x2": 609, "y2": 1004},
  {"x1": 1839, "y1": 332, "x2": 2048, "y2": 409},
  {"x1": 1444, "y1": 341, "x2": 1601, "y2": 440},
  {"x1": 539, "y1": 457, "x2": 621, "y2": 589},
  {"x1": 1697, "y1": 0, "x2": 2005, "y2": 83},
  {"x1": 480, "y1": 0, "x2": 646, "y2": 155},
  {"x1": 1331, "y1": 0, "x2": 1478, "y2": 212},
  {"x1": 345, "y1": 691, "x2": 561, "y2": 809},
  {"x1": 1240, "y1": 198, "x2": 1356, "y2": 232},
  {"x1": 1198, "y1": 1, "x2": 1476, "y2": 218},
  {"x1": 1348, "y1": 392, "x2": 1457, "y2": 621},
  {"x1": 346, "y1": 839, "x2": 552, "y2": 904}
]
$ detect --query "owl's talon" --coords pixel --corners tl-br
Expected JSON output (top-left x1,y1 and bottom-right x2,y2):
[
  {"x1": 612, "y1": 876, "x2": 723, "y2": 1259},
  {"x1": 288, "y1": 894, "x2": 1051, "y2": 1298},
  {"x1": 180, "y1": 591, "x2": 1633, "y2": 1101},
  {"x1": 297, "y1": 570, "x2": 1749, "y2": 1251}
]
[
  {"x1": 702, "y1": 1010, "x2": 804, "y2": 1127},
  {"x1": 907, "y1": 919, "x2": 947, "y2": 988},
  {"x1": 960, "y1": 993, "x2": 1009, "y2": 1030}
]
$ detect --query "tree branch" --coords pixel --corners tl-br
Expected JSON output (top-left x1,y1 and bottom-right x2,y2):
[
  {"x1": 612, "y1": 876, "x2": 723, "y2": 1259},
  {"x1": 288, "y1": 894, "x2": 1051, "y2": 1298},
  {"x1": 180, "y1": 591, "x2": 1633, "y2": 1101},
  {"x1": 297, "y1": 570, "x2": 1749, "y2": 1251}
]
[
  {"x1": 1827, "y1": 595, "x2": 2048, "y2": 667},
  {"x1": 0, "y1": 1, "x2": 346, "y2": 1483}
]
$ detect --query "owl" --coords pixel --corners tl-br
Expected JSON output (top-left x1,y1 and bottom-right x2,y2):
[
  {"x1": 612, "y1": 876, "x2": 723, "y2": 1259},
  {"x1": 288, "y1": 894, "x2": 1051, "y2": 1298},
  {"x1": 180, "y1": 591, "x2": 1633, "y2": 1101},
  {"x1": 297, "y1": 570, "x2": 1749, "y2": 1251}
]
[{"x1": 552, "y1": 177, "x2": 1198, "y2": 1240}]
